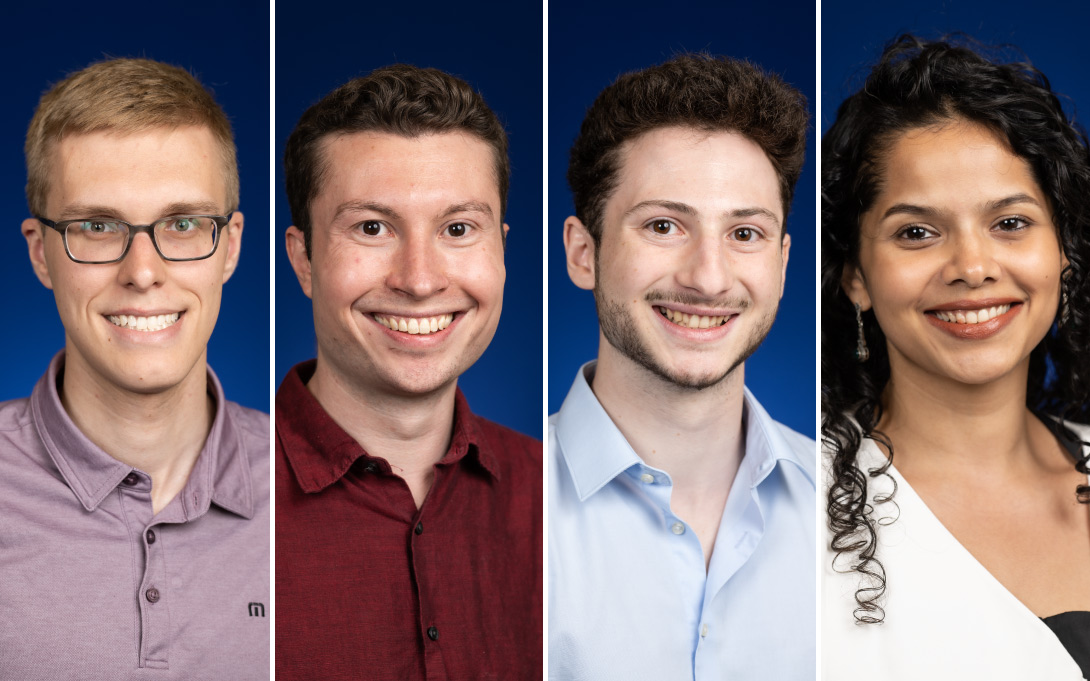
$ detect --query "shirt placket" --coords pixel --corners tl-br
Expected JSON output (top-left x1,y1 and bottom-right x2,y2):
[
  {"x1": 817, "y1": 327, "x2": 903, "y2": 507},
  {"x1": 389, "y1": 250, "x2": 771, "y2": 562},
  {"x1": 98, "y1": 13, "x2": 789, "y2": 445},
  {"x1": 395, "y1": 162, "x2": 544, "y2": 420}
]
[
  {"x1": 117, "y1": 470, "x2": 171, "y2": 670},
  {"x1": 410, "y1": 502, "x2": 448, "y2": 681}
]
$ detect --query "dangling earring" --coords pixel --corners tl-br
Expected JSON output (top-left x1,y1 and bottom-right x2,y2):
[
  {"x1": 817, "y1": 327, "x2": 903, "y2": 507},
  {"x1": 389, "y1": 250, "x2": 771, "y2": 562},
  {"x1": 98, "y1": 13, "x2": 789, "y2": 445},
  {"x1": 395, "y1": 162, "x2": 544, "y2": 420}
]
[{"x1": 854, "y1": 303, "x2": 869, "y2": 362}]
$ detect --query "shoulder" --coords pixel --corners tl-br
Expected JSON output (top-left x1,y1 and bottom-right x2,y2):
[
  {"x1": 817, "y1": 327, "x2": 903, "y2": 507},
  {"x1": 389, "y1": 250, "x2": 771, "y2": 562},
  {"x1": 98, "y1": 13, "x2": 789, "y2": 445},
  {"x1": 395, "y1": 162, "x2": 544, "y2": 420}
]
[
  {"x1": 225, "y1": 401, "x2": 270, "y2": 445},
  {"x1": 0, "y1": 396, "x2": 33, "y2": 433},
  {"x1": 473, "y1": 414, "x2": 542, "y2": 475}
]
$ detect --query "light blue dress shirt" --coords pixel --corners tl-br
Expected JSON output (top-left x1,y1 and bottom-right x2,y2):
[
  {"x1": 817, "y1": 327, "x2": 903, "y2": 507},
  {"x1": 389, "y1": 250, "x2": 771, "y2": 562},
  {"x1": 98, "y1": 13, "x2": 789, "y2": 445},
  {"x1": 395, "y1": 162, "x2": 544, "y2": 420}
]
[{"x1": 548, "y1": 362, "x2": 815, "y2": 680}]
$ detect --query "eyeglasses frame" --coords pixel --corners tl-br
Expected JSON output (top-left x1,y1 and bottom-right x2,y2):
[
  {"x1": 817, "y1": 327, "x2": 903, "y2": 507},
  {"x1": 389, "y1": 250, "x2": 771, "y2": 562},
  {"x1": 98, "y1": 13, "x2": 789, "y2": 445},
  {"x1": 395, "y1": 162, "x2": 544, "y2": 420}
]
[{"x1": 35, "y1": 212, "x2": 234, "y2": 264}]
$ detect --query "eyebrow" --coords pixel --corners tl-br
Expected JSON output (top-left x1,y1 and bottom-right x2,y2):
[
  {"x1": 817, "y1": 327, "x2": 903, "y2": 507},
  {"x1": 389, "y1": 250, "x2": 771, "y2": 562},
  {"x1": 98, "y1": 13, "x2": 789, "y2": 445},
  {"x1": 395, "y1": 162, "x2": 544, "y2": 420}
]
[
  {"x1": 624, "y1": 199, "x2": 781, "y2": 228},
  {"x1": 56, "y1": 201, "x2": 223, "y2": 221},
  {"x1": 881, "y1": 193, "x2": 1043, "y2": 221},
  {"x1": 332, "y1": 200, "x2": 494, "y2": 222},
  {"x1": 333, "y1": 200, "x2": 404, "y2": 222}
]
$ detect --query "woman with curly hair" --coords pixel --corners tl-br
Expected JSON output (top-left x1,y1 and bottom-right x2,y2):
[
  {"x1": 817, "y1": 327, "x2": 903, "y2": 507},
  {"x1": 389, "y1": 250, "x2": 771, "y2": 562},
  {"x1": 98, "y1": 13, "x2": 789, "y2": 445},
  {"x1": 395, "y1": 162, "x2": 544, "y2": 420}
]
[{"x1": 822, "y1": 35, "x2": 1090, "y2": 678}]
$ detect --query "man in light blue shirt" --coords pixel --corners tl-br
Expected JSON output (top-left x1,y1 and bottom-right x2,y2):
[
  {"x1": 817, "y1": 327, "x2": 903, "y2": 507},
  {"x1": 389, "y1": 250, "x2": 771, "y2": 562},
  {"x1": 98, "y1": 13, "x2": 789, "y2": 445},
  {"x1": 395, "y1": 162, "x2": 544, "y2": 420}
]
[{"x1": 550, "y1": 54, "x2": 815, "y2": 679}]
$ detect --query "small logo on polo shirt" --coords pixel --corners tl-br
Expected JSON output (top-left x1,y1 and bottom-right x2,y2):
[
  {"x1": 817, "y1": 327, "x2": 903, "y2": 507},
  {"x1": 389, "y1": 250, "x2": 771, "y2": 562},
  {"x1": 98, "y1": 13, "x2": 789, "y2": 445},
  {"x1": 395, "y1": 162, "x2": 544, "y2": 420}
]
[{"x1": 248, "y1": 602, "x2": 265, "y2": 617}]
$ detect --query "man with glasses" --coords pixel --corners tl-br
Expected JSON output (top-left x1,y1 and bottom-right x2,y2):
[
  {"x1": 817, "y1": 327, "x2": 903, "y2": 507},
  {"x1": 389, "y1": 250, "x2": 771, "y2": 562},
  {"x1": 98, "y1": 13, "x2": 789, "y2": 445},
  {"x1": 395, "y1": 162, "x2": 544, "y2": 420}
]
[{"x1": 0, "y1": 58, "x2": 269, "y2": 680}]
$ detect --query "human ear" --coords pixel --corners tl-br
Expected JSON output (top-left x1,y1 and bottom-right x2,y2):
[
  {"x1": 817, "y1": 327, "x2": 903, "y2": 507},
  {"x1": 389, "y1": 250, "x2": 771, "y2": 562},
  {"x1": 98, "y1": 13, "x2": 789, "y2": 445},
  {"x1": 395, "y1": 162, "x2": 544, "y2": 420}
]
[
  {"x1": 563, "y1": 216, "x2": 596, "y2": 291},
  {"x1": 779, "y1": 233, "x2": 791, "y2": 299},
  {"x1": 841, "y1": 262, "x2": 872, "y2": 311},
  {"x1": 22, "y1": 218, "x2": 53, "y2": 290},
  {"x1": 285, "y1": 226, "x2": 313, "y2": 299},
  {"x1": 221, "y1": 212, "x2": 244, "y2": 283}
]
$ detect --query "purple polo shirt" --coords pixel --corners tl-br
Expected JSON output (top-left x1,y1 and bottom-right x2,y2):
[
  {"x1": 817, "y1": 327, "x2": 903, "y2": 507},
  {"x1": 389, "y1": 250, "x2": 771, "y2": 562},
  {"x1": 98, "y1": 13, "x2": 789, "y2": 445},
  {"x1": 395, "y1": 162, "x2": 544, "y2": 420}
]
[{"x1": 0, "y1": 353, "x2": 270, "y2": 680}]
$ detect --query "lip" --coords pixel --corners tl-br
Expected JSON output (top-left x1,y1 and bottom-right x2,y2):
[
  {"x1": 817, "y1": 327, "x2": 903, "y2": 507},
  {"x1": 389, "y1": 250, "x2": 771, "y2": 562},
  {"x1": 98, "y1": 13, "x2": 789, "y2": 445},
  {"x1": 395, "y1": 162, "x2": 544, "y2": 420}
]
[
  {"x1": 367, "y1": 310, "x2": 462, "y2": 346},
  {"x1": 924, "y1": 302, "x2": 1022, "y2": 340},
  {"x1": 652, "y1": 304, "x2": 740, "y2": 340},
  {"x1": 102, "y1": 310, "x2": 184, "y2": 342}
]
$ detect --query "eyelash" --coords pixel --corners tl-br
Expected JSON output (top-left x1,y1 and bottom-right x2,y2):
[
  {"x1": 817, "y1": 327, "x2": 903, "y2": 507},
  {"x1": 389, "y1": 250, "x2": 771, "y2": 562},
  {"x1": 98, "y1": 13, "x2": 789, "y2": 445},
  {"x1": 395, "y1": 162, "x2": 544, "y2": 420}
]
[{"x1": 895, "y1": 216, "x2": 1033, "y2": 242}]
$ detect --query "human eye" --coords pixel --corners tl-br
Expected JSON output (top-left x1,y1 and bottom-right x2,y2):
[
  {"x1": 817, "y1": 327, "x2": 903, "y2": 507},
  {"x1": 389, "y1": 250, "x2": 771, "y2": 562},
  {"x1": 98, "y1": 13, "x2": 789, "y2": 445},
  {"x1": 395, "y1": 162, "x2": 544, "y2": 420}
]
[
  {"x1": 894, "y1": 224, "x2": 935, "y2": 242},
  {"x1": 729, "y1": 226, "x2": 763, "y2": 242},
  {"x1": 357, "y1": 220, "x2": 389, "y2": 237},
  {"x1": 161, "y1": 216, "x2": 207, "y2": 234},
  {"x1": 444, "y1": 222, "x2": 473, "y2": 238},
  {"x1": 75, "y1": 220, "x2": 123, "y2": 237},
  {"x1": 993, "y1": 216, "x2": 1031, "y2": 232},
  {"x1": 645, "y1": 219, "x2": 679, "y2": 236}
]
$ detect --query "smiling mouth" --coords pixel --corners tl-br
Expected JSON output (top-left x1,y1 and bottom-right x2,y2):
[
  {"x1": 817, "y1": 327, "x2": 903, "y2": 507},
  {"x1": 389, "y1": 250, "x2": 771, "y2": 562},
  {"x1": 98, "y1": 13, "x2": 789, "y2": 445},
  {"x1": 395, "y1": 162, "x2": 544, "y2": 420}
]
[
  {"x1": 106, "y1": 313, "x2": 181, "y2": 332},
  {"x1": 373, "y1": 313, "x2": 455, "y2": 336},
  {"x1": 930, "y1": 304, "x2": 1012, "y2": 325},
  {"x1": 656, "y1": 306, "x2": 734, "y2": 329}
]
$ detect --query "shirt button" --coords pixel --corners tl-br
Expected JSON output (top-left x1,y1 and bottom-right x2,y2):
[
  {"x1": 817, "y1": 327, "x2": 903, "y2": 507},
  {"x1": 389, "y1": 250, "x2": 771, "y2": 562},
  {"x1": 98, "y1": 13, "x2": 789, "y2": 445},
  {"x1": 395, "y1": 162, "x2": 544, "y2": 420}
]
[
  {"x1": 363, "y1": 462, "x2": 379, "y2": 474},
  {"x1": 671, "y1": 522, "x2": 685, "y2": 535},
  {"x1": 639, "y1": 473, "x2": 654, "y2": 484},
  {"x1": 414, "y1": 522, "x2": 424, "y2": 535},
  {"x1": 145, "y1": 588, "x2": 160, "y2": 603},
  {"x1": 427, "y1": 626, "x2": 439, "y2": 641},
  {"x1": 122, "y1": 473, "x2": 139, "y2": 486},
  {"x1": 146, "y1": 529, "x2": 156, "y2": 545},
  {"x1": 701, "y1": 623, "x2": 709, "y2": 638}
]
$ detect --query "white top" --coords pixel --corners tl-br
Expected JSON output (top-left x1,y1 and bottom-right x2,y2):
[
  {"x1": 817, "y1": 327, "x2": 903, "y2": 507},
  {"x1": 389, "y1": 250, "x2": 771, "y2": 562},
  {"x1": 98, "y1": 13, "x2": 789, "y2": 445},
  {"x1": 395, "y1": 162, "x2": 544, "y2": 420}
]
[{"x1": 822, "y1": 426, "x2": 1089, "y2": 680}]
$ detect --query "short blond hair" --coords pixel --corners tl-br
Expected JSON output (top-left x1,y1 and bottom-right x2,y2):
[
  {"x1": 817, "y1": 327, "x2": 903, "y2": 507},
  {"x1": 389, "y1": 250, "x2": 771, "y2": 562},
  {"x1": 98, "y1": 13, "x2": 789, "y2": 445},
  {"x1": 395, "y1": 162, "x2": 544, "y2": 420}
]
[{"x1": 25, "y1": 58, "x2": 239, "y2": 215}]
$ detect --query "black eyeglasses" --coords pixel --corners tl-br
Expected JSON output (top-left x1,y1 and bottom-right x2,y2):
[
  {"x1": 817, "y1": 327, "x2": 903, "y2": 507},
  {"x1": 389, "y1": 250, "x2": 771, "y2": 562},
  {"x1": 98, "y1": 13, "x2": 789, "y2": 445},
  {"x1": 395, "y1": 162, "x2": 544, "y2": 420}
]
[{"x1": 36, "y1": 213, "x2": 233, "y2": 264}]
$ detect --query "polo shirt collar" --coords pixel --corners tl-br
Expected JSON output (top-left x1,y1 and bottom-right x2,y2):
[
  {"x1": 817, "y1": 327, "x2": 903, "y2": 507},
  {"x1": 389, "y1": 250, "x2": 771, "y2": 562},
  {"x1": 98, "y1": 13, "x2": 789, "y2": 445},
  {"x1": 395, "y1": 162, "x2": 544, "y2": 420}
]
[
  {"x1": 30, "y1": 351, "x2": 255, "y2": 519},
  {"x1": 276, "y1": 360, "x2": 494, "y2": 494},
  {"x1": 555, "y1": 361, "x2": 814, "y2": 500}
]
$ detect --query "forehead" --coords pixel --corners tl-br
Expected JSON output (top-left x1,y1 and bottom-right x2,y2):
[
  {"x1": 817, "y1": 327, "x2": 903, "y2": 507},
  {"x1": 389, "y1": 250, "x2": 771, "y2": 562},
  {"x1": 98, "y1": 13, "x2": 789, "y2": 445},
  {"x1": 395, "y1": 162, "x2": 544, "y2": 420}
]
[
  {"x1": 872, "y1": 121, "x2": 1043, "y2": 210},
  {"x1": 48, "y1": 125, "x2": 226, "y2": 215},
  {"x1": 312, "y1": 131, "x2": 501, "y2": 220},
  {"x1": 607, "y1": 126, "x2": 783, "y2": 225}
]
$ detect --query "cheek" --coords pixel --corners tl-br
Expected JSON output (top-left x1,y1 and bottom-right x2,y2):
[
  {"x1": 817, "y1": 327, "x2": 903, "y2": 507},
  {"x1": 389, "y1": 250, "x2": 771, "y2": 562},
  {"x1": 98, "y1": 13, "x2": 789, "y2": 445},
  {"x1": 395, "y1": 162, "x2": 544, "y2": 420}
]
[{"x1": 458, "y1": 247, "x2": 506, "y2": 307}]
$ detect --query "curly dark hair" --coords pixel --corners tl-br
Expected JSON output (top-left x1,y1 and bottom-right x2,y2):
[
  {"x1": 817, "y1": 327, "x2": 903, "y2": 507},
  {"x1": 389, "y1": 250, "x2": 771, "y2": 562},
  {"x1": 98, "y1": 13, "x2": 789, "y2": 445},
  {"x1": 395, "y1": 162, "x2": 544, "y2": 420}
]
[
  {"x1": 284, "y1": 64, "x2": 509, "y2": 256},
  {"x1": 567, "y1": 53, "x2": 808, "y2": 245},
  {"x1": 822, "y1": 34, "x2": 1090, "y2": 624}
]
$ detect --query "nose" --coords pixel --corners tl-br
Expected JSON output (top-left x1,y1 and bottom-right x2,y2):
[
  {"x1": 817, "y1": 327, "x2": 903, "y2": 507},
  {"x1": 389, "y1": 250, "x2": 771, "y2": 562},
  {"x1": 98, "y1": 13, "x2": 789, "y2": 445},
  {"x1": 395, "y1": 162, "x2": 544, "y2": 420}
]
[
  {"x1": 674, "y1": 233, "x2": 734, "y2": 297},
  {"x1": 942, "y1": 230, "x2": 1000, "y2": 288},
  {"x1": 116, "y1": 232, "x2": 167, "y2": 291},
  {"x1": 385, "y1": 231, "x2": 449, "y2": 298}
]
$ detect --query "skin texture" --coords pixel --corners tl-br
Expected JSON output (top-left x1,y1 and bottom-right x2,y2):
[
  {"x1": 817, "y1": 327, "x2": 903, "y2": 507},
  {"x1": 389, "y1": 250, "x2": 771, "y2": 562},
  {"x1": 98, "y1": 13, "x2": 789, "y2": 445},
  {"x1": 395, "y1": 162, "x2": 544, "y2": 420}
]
[
  {"x1": 286, "y1": 130, "x2": 508, "y2": 507},
  {"x1": 564, "y1": 126, "x2": 790, "y2": 568},
  {"x1": 22, "y1": 125, "x2": 243, "y2": 512},
  {"x1": 844, "y1": 119, "x2": 1090, "y2": 617}
]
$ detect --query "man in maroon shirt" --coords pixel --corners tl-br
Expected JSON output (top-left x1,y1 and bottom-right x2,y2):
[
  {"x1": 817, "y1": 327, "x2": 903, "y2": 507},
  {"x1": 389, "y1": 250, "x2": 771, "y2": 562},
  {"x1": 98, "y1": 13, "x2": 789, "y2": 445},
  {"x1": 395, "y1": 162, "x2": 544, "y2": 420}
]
[{"x1": 276, "y1": 65, "x2": 542, "y2": 680}]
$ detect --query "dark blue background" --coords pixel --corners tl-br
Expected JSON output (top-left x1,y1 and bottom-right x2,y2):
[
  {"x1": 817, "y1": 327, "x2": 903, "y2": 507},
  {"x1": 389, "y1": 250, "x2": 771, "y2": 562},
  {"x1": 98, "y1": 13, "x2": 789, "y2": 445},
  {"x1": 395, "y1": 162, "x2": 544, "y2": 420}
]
[
  {"x1": 822, "y1": 1, "x2": 1090, "y2": 137},
  {"x1": 274, "y1": 1, "x2": 543, "y2": 439},
  {"x1": 547, "y1": 0, "x2": 818, "y2": 436},
  {"x1": 0, "y1": 1, "x2": 270, "y2": 411}
]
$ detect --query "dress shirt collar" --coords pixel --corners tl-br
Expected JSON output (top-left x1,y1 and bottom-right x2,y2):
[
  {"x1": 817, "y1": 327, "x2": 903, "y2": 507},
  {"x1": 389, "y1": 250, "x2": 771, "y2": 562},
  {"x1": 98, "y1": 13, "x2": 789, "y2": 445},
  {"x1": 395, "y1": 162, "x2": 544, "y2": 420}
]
[
  {"x1": 276, "y1": 359, "x2": 494, "y2": 494},
  {"x1": 30, "y1": 351, "x2": 255, "y2": 520},
  {"x1": 555, "y1": 361, "x2": 814, "y2": 501}
]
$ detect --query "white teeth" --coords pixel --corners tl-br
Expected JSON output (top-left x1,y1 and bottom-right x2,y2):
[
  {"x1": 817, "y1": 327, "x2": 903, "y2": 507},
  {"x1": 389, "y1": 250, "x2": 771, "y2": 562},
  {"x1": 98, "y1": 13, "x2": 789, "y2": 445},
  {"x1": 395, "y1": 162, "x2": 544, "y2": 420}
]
[
  {"x1": 107, "y1": 313, "x2": 180, "y2": 332},
  {"x1": 373, "y1": 313, "x2": 454, "y2": 335},
  {"x1": 657, "y1": 306, "x2": 730, "y2": 329},
  {"x1": 934, "y1": 304, "x2": 1010, "y2": 325}
]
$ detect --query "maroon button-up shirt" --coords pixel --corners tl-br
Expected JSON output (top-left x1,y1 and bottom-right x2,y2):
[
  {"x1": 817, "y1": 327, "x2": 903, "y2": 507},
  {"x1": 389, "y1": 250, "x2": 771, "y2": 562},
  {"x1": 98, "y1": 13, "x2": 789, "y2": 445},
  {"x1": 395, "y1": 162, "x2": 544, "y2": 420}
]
[{"x1": 275, "y1": 361, "x2": 542, "y2": 680}]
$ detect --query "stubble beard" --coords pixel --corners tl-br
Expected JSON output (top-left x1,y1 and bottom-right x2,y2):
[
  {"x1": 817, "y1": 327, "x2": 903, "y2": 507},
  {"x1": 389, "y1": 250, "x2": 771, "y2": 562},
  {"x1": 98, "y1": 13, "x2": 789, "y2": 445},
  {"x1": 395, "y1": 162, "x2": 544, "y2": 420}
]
[{"x1": 594, "y1": 286, "x2": 777, "y2": 392}]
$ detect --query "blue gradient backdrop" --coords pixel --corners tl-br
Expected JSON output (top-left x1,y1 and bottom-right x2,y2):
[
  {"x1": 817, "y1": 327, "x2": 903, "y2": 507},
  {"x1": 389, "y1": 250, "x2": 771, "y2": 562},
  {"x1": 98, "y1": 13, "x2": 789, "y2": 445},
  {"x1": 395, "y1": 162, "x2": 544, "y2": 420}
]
[
  {"x1": 823, "y1": 2, "x2": 1090, "y2": 139},
  {"x1": 0, "y1": 1, "x2": 270, "y2": 411},
  {"x1": 274, "y1": 1, "x2": 543, "y2": 439},
  {"x1": 547, "y1": 0, "x2": 818, "y2": 436}
]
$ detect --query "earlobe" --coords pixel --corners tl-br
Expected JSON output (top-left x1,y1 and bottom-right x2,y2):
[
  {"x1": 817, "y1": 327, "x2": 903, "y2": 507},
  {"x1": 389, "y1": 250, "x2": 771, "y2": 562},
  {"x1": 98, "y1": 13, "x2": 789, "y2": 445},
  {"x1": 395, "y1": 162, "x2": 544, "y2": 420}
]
[
  {"x1": 22, "y1": 217, "x2": 53, "y2": 290},
  {"x1": 285, "y1": 226, "x2": 314, "y2": 299},
  {"x1": 841, "y1": 262, "x2": 872, "y2": 311},
  {"x1": 221, "y1": 212, "x2": 244, "y2": 283},
  {"x1": 563, "y1": 216, "x2": 596, "y2": 291}
]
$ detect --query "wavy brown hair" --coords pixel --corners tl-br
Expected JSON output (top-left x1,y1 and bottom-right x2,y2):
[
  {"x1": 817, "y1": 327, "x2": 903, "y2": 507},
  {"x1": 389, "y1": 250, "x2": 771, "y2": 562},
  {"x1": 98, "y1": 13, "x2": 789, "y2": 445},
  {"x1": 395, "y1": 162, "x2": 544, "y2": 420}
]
[{"x1": 822, "y1": 35, "x2": 1090, "y2": 624}]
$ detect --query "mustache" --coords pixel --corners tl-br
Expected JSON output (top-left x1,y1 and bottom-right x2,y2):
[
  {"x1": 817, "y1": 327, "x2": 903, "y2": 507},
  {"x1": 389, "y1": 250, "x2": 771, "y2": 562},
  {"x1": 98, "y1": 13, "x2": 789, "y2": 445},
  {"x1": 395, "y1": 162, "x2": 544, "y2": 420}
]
[{"x1": 643, "y1": 289, "x2": 751, "y2": 310}]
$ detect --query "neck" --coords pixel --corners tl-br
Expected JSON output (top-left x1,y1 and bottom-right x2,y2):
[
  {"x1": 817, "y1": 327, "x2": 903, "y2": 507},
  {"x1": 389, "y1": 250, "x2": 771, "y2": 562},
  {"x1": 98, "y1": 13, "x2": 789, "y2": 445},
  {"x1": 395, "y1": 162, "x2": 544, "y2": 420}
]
[
  {"x1": 60, "y1": 348, "x2": 214, "y2": 515},
  {"x1": 879, "y1": 354, "x2": 1040, "y2": 476},
  {"x1": 591, "y1": 341, "x2": 747, "y2": 491},
  {"x1": 308, "y1": 355, "x2": 456, "y2": 508}
]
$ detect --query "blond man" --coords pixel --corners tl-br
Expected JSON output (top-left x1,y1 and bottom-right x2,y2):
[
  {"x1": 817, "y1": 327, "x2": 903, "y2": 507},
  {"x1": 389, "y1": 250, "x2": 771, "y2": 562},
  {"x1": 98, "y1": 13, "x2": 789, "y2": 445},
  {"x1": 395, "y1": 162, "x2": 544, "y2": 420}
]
[{"x1": 0, "y1": 58, "x2": 269, "y2": 680}]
